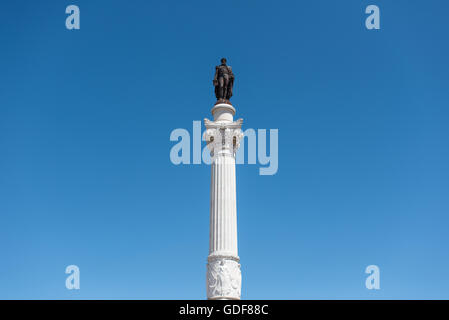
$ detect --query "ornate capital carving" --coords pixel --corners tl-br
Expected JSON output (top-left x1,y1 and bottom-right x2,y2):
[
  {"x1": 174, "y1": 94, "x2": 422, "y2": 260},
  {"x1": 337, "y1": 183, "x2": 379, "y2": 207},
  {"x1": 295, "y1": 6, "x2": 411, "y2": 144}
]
[{"x1": 203, "y1": 118, "x2": 244, "y2": 156}]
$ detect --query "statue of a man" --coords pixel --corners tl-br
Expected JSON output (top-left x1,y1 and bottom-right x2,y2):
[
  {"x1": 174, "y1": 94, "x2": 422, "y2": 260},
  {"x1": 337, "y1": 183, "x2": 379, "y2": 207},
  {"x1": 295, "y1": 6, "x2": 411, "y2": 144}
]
[{"x1": 213, "y1": 58, "x2": 234, "y2": 103}]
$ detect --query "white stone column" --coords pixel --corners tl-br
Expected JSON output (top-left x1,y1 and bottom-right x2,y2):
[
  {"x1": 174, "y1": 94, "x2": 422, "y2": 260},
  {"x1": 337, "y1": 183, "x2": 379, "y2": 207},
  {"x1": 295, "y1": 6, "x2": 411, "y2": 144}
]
[{"x1": 204, "y1": 103, "x2": 243, "y2": 300}]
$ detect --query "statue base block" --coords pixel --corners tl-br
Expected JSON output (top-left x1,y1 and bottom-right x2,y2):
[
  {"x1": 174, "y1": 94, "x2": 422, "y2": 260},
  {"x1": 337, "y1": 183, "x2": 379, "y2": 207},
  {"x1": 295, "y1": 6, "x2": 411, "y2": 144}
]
[
  {"x1": 214, "y1": 99, "x2": 232, "y2": 106},
  {"x1": 212, "y1": 103, "x2": 236, "y2": 122}
]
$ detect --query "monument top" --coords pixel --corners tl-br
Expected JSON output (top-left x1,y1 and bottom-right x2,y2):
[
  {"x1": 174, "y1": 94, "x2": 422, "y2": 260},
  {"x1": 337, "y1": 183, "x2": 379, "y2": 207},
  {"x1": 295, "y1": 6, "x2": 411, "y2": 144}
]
[{"x1": 213, "y1": 58, "x2": 235, "y2": 105}]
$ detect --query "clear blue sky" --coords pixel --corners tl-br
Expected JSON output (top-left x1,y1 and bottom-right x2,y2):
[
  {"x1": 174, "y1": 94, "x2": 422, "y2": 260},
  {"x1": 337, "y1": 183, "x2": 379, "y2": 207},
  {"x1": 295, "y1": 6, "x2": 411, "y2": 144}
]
[{"x1": 1, "y1": 0, "x2": 448, "y2": 299}]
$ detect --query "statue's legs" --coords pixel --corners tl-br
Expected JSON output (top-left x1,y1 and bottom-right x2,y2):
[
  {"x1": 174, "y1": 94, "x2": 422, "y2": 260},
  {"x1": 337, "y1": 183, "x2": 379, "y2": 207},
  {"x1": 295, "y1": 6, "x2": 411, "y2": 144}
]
[
  {"x1": 218, "y1": 77, "x2": 225, "y2": 100},
  {"x1": 226, "y1": 83, "x2": 233, "y2": 100},
  {"x1": 222, "y1": 76, "x2": 229, "y2": 101}
]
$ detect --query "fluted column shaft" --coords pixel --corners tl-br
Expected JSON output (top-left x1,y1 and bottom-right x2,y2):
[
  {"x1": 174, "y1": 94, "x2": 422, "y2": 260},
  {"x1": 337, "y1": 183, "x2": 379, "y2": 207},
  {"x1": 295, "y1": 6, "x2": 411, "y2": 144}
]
[
  {"x1": 210, "y1": 152, "x2": 238, "y2": 256},
  {"x1": 204, "y1": 104, "x2": 243, "y2": 300}
]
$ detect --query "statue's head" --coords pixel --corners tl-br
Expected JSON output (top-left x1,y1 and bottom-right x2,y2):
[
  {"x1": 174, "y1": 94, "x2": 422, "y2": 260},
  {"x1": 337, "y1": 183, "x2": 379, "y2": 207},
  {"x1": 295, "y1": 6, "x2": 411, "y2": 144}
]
[{"x1": 221, "y1": 58, "x2": 227, "y2": 64}]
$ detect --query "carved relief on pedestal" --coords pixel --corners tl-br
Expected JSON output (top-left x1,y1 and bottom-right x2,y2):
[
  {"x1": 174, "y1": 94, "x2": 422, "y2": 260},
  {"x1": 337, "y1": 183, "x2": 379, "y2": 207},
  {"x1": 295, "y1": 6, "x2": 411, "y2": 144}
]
[{"x1": 206, "y1": 256, "x2": 241, "y2": 299}]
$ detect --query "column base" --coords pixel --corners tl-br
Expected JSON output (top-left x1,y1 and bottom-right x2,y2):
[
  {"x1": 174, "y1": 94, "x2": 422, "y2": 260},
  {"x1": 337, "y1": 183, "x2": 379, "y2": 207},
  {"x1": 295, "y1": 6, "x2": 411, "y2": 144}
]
[{"x1": 206, "y1": 255, "x2": 241, "y2": 300}]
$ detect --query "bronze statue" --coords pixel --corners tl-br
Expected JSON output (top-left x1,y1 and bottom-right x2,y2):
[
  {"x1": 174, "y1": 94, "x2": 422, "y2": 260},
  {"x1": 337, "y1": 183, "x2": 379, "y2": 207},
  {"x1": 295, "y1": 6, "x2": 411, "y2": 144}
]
[{"x1": 213, "y1": 58, "x2": 234, "y2": 103}]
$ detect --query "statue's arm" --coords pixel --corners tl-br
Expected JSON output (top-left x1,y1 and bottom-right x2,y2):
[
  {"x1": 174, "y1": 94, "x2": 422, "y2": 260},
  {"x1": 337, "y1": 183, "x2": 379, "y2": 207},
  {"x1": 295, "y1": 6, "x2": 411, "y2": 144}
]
[
  {"x1": 213, "y1": 66, "x2": 218, "y2": 85},
  {"x1": 228, "y1": 66, "x2": 234, "y2": 79}
]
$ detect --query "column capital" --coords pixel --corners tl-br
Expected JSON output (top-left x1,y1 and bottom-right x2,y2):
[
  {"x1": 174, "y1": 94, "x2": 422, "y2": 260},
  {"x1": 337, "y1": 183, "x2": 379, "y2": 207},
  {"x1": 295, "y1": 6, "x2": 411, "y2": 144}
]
[{"x1": 203, "y1": 118, "x2": 244, "y2": 156}]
